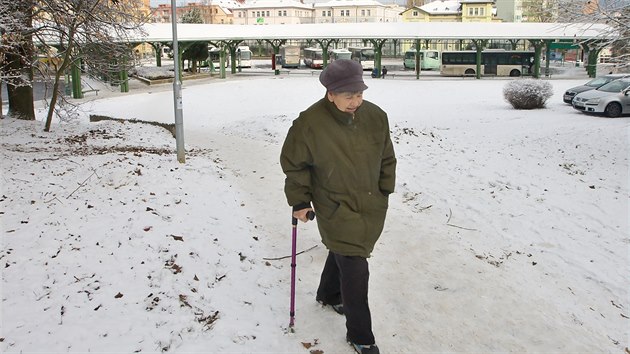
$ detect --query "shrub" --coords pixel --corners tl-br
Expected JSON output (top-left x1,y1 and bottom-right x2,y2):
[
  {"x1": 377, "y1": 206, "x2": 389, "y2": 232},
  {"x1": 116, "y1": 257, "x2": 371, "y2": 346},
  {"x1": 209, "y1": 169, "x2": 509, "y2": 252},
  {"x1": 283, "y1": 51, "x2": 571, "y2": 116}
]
[
  {"x1": 129, "y1": 66, "x2": 174, "y2": 80},
  {"x1": 503, "y1": 79, "x2": 553, "y2": 109}
]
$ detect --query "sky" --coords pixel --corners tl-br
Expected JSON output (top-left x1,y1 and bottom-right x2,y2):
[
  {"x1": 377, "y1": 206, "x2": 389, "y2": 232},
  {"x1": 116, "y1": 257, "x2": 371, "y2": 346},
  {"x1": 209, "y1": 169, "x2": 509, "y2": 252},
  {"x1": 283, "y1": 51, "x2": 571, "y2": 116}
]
[{"x1": 1, "y1": 62, "x2": 628, "y2": 353}]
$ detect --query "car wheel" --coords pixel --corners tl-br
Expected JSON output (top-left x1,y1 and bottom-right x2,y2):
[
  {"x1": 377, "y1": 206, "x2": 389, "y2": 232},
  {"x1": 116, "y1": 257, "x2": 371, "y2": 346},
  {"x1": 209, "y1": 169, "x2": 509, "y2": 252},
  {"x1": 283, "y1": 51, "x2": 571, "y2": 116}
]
[
  {"x1": 464, "y1": 68, "x2": 475, "y2": 75},
  {"x1": 509, "y1": 69, "x2": 521, "y2": 77},
  {"x1": 604, "y1": 102, "x2": 622, "y2": 118}
]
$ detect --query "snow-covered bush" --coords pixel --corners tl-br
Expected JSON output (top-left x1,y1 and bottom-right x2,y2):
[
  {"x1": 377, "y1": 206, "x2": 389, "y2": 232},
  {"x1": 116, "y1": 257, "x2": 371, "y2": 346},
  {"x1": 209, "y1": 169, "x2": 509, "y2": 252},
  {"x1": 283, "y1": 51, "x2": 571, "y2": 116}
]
[
  {"x1": 503, "y1": 79, "x2": 553, "y2": 109},
  {"x1": 129, "y1": 66, "x2": 174, "y2": 80}
]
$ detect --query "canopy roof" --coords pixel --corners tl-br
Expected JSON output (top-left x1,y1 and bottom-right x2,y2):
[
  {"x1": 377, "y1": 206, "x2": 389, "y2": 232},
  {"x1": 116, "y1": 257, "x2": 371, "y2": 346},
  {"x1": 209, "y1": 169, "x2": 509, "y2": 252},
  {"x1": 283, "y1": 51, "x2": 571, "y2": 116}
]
[{"x1": 136, "y1": 22, "x2": 615, "y2": 43}]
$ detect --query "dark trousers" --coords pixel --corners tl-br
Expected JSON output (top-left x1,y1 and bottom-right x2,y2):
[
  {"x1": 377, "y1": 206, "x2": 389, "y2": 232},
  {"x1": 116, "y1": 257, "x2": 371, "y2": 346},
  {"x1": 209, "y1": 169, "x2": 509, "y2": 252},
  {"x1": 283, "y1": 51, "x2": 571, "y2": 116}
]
[{"x1": 316, "y1": 251, "x2": 375, "y2": 345}]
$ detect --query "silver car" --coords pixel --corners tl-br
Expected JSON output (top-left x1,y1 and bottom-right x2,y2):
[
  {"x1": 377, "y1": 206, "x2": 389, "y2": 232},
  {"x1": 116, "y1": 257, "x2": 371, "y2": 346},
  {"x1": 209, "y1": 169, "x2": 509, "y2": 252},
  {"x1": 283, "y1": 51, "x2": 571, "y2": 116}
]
[
  {"x1": 572, "y1": 78, "x2": 630, "y2": 118},
  {"x1": 563, "y1": 73, "x2": 630, "y2": 104}
]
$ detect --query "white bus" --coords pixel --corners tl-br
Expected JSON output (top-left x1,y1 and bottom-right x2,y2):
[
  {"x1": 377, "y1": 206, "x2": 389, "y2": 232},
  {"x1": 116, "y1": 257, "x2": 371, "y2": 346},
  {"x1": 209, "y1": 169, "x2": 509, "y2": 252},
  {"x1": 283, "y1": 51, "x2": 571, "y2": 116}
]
[
  {"x1": 236, "y1": 46, "x2": 252, "y2": 68},
  {"x1": 348, "y1": 47, "x2": 375, "y2": 70},
  {"x1": 403, "y1": 49, "x2": 441, "y2": 70},
  {"x1": 441, "y1": 50, "x2": 535, "y2": 77},
  {"x1": 208, "y1": 47, "x2": 227, "y2": 69},
  {"x1": 160, "y1": 46, "x2": 172, "y2": 58},
  {"x1": 330, "y1": 48, "x2": 352, "y2": 62},
  {"x1": 303, "y1": 47, "x2": 323, "y2": 69},
  {"x1": 279, "y1": 45, "x2": 301, "y2": 68}
]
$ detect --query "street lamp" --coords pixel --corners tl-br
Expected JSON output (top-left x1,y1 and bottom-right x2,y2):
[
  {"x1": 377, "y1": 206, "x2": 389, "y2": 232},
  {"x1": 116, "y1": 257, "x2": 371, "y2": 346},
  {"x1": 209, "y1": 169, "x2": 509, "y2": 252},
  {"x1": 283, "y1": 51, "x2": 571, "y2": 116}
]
[{"x1": 171, "y1": 0, "x2": 185, "y2": 163}]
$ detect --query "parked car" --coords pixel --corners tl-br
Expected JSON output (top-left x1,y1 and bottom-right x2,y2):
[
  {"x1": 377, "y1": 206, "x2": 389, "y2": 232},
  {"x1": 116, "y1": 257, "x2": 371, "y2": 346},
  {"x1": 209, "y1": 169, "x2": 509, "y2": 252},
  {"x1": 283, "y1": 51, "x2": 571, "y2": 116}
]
[
  {"x1": 572, "y1": 78, "x2": 630, "y2": 118},
  {"x1": 563, "y1": 73, "x2": 630, "y2": 104}
]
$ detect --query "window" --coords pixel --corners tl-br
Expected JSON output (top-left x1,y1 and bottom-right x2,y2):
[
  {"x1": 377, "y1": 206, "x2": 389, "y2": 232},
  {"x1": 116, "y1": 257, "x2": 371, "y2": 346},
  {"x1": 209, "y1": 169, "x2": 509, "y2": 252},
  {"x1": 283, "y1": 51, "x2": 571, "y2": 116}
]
[
  {"x1": 279, "y1": 10, "x2": 282, "y2": 16},
  {"x1": 412, "y1": 10, "x2": 418, "y2": 16},
  {"x1": 340, "y1": 10, "x2": 345, "y2": 16},
  {"x1": 283, "y1": 10, "x2": 287, "y2": 16},
  {"x1": 322, "y1": 10, "x2": 326, "y2": 16},
  {"x1": 468, "y1": 8, "x2": 473, "y2": 16},
  {"x1": 327, "y1": 10, "x2": 331, "y2": 16},
  {"x1": 367, "y1": 9, "x2": 370, "y2": 16},
  {"x1": 474, "y1": 8, "x2": 478, "y2": 16},
  {"x1": 345, "y1": 10, "x2": 350, "y2": 16},
  {"x1": 266, "y1": 11, "x2": 270, "y2": 17},
  {"x1": 480, "y1": 8, "x2": 485, "y2": 16}
]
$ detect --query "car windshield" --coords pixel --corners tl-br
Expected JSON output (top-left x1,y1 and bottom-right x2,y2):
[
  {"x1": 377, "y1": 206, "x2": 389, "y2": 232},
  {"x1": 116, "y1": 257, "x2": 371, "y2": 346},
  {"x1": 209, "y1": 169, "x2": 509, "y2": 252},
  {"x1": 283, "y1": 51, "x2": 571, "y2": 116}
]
[
  {"x1": 585, "y1": 77, "x2": 611, "y2": 87},
  {"x1": 597, "y1": 80, "x2": 630, "y2": 93}
]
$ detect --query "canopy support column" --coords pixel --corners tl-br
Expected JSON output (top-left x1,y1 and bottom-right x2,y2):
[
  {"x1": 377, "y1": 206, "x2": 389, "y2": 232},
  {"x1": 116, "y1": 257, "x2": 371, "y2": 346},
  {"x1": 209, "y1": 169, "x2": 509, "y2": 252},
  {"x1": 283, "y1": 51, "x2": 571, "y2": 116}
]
[
  {"x1": 471, "y1": 39, "x2": 488, "y2": 79},
  {"x1": 528, "y1": 39, "x2": 545, "y2": 78},
  {"x1": 368, "y1": 39, "x2": 388, "y2": 78},
  {"x1": 314, "y1": 39, "x2": 338, "y2": 69},
  {"x1": 265, "y1": 39, "x2": 287, "y2": 75}
]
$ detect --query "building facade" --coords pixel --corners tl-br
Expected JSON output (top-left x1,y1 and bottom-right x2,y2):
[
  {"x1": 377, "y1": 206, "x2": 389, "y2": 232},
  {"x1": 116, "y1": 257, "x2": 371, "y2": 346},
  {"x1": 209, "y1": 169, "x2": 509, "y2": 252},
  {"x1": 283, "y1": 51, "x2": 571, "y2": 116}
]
[
  {"x1": 459, "y1": 0, "x2": 496, "y2": 22},
  {"x1": 400, "y1": 0, "x2": 498, "y2": 22},
  {"x1": 313, "y1": 0, "x2": 405, "y2": 23},
  {"x1": 495, "y1": 0, "x2": 524, "y2": 22},
  {"x1": 152, "y1": 0, "x2": 406, "y2": 25},
  {"x1": 399, "y1": 0, "x2": 501, "y2": 52},
  {"x1": 232, "y1": 0, "x2": 315, "y2": 25},
  {"x1": 152, "y1": 1, "x2": 241, "y2": 24}
]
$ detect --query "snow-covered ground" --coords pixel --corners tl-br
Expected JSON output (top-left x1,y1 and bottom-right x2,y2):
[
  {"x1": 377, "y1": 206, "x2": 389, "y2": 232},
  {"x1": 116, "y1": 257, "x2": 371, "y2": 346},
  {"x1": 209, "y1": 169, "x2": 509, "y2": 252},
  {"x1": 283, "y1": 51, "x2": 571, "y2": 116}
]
[{"x1": 1, "y1": 66, "x2": 628, "y2": 353}]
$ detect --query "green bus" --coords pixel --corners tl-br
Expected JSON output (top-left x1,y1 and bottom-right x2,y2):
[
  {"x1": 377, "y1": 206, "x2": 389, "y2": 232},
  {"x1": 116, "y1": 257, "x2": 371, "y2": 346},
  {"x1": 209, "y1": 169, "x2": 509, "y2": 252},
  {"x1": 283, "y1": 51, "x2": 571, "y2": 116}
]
[{"x1": 403, "y1": 49, "x2": 441, "y2": 70}]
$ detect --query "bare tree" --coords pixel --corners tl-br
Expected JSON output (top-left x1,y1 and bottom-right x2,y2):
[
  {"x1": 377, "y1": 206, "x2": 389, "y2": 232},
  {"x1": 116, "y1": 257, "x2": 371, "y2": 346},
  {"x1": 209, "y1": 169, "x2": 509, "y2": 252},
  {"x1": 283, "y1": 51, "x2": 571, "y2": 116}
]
[
  {"x1": 405, "y1": 0, "x2": 427, "y2": 9},
  {"x1": 2, "y1": 0, "x2": 148, "y2": 128},
  {"x1": 181, "y1": 7, "x2": 203, "y2": 24},
  {"x1": 556, "y1": 0, "x2": 629, "y2": 72},
  {"x1": 33, "y1": 0, "x2": 149, "y2": 131},
  {"x1": 522, "y1": 0, "x2": 560, "y2": 22},
  {"x1": 180, "y1": 7, "x2": 207, "y2": 74}
]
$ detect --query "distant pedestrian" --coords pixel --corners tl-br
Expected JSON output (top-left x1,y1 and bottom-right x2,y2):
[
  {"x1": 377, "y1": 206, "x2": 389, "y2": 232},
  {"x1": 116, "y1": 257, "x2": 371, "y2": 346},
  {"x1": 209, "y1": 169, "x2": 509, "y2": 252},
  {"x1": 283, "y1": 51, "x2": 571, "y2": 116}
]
[{"x1": 381, "y1": 66, "x2": 387, "y2": 79}]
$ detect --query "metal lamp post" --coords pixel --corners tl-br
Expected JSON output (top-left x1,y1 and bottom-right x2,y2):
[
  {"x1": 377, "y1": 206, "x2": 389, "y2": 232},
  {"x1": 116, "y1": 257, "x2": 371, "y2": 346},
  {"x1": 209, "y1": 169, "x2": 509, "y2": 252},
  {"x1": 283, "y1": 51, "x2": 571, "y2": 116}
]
[{"x1": 171, "y1": 0, "x2": 185, "y2": 163}]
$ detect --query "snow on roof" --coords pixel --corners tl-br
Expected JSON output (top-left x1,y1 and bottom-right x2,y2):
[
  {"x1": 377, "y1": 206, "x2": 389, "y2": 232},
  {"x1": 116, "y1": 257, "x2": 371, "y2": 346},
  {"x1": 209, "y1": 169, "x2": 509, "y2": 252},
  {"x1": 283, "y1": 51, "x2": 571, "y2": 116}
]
[
  {"x1": 242, "y1": 0, "x2": 314, "y2": 9},
  {"x1": 314, "y1": 0, "x2": 389, "y2": 7},
  {"x1": 135, "y1": 22, "x2": 616, "y2": 42},
  {"x1": 420, "y1": 0, "x2": 461, "y2": 14},
  {"x1": 205, "y1": 0, "x2": 244, "y2": 14},
  {"x1": 213, "y1": 0, "x2": 244, "y2": 9}
]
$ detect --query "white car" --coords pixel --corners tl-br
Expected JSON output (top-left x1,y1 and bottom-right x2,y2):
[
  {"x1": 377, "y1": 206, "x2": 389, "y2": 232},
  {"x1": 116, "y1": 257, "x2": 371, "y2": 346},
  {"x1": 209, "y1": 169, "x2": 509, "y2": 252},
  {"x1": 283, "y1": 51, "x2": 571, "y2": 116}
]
[{"x1": 572, "y1": 78, "x2": 630, "y2": 118}]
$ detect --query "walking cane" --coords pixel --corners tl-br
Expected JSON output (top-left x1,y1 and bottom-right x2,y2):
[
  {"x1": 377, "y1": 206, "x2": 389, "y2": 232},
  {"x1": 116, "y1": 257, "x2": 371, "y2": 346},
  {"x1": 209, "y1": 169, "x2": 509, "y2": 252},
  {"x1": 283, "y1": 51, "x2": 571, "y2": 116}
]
[{"x1": 289, "y1": 210, "x2": 315, "y2": 332}]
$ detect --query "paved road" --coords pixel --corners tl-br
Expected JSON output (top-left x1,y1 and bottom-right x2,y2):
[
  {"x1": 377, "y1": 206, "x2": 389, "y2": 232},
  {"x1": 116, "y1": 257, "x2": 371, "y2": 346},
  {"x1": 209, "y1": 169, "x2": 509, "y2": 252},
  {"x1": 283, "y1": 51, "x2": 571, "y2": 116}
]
[{"x1": 2, "y1": 58, "x2": 592, "y2": 110}]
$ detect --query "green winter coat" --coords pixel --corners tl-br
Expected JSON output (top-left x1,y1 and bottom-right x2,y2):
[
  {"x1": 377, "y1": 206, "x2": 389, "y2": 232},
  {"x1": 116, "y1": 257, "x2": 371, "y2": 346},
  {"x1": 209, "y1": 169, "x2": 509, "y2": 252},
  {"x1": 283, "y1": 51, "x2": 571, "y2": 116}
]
[{"x1": 280, "y1": 96, "x2": 396, "y2": 258}]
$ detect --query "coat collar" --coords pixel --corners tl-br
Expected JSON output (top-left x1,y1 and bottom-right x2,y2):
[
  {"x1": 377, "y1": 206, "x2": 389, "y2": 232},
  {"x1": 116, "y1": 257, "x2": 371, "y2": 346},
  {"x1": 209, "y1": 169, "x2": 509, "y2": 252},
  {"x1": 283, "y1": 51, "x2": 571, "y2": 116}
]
[{"x1": 321, "y1": 96, "x2": 360, "y2": 126}]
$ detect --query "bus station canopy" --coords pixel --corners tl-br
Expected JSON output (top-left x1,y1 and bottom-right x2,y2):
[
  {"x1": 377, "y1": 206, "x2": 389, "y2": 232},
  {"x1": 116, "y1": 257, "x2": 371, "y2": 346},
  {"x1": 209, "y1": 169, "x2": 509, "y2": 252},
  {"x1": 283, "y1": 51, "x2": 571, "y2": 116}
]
[{"x1": 136, "y1": 22, "x2": 615, "y2": 43}]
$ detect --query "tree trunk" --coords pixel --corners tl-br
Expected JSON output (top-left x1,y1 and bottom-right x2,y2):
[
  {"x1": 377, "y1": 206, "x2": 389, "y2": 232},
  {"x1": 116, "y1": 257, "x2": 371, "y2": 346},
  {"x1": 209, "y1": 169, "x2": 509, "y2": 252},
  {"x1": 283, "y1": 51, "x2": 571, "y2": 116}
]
[
  {"x1": 45, "y1": 65, "x2": 64, "y2": 132},
  {"x1": 6, "y1": 53, "x2": 35, "y2": 120},
  {"x1": 45, "y1": 17, "x2": 77, "y2": 132},
  {"x1": 5, "y1": 0, "x2": 35, "y2": 120}
]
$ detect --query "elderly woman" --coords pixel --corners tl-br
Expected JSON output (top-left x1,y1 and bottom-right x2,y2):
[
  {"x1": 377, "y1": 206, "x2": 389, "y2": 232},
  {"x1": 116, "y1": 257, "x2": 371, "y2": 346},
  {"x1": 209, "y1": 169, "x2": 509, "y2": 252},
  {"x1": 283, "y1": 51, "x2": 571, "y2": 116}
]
[{"x1": 280, "y1": 59, "x2": 396, "y2": 354}]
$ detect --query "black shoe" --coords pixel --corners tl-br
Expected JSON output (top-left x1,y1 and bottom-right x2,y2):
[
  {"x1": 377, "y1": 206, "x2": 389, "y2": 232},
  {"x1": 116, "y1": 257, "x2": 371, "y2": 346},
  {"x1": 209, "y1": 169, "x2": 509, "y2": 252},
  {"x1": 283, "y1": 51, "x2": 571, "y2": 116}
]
[
  {"x1": 348, "y1": 341, "x2": 380, "y2": 354},
  {"x1": 316, "y1": 299, "x2": 344, "y2": 315}
]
